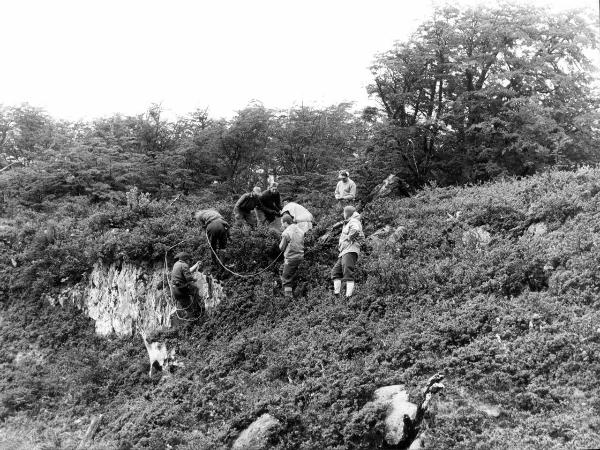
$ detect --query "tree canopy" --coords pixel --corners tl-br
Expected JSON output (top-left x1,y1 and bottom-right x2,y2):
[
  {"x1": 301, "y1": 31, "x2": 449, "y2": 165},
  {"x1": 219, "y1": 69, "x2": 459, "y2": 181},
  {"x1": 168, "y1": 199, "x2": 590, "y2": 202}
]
[{"x1": 368, "y1": 3, "x2": 599, "y2": 185}]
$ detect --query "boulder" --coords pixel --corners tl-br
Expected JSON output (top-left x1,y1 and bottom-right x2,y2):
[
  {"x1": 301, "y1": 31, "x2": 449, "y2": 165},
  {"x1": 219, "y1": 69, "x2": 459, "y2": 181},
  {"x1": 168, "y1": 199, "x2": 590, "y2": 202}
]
[
  {"x1": 232, "y1": 413, "x2": 281, "y2": 450},
  {"x1": 462, "y1": 226, "x2": 491, "y2": 248},
  {"x1": 352, "y1": 374, "x2": 445, "y2": 449},
  {"x1": 373, "y1": 385, "x2": 418, "y2": 445},
  {"x1": 390, "y1": 225, "x2": 407, "y2": 243},
  {"x1": 527, "y1": 222, "x2": 547, "y2": 237},
  {"x1": 370, "y1": 174, "x2": 409, "y2": 199}
]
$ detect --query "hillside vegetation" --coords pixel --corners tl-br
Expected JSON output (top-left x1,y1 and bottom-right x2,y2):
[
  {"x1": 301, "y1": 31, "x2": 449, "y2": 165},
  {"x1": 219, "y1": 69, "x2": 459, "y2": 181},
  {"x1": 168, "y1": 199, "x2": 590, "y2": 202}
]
[{"x1": 2, "y1": 167, "x2": 600, "y2": 449}]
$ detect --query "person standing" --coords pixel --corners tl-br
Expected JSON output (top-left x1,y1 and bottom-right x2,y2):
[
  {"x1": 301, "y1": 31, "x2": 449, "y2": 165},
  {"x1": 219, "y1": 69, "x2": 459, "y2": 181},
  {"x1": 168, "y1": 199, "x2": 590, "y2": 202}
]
[
  {"x1": 279, "y1": 214, "x2": 305, "y2": 297},
  {"x1": 171, "y1": 252, "x2": 202, "y2": 317},
  {"x1": 195, "y1": 209, "x2": 230, "y2": 267},
  {"x1": 334, "y1": 170, "x2": 357, "y2": 206},
  {"x1": 257, "y1": 182, "x2": 283, "y2": 231},
  {"x1": 281, "y1": 199, "x2": 314, "y2": 234},
  {"x1": 233, "y1": 187, "x2": 263, "y2": 229},
  {"x1": 331, "y1": 205, "x2": 364, "y2": 299}
]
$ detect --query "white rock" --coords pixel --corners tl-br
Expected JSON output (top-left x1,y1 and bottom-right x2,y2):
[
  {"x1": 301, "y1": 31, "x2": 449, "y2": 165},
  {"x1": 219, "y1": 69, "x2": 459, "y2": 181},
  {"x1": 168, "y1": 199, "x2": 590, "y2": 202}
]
[
  {"x1": 232, "y1": 413, "x2": 280, "y2": 450},
  {"x1": 47, "y1": 262, "x2": 225, "y2": 336},
  {"x1": 373, "y1": 385, "x2": 418, "y2": 445},
  {"x1": 462, "y1": 227, "x2": 491, "y2": 248},
  {"x1": 527, "y1": 222, "x2": 547, "y2": 237}
]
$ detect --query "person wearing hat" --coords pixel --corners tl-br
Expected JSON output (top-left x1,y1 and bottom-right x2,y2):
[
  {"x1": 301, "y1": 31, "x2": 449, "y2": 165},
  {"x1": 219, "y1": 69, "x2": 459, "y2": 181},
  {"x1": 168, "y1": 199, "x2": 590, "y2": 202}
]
[
  {"x1": 281, "y1": 198, "x2": 314, "y2": 234},
  {"x1": 331, "y1": 205, "x2": 364, "y2": 299},
  {"x1": 233, "y1": 186, "x2": 264, "y2": 229},
  {"x1": 279, "y1": 214, "x2": 305, "y2": 297},
  {"x1": 194, "y1": 209, "x2": 230, "y2": 267},
  {"x1": 334, "y1": 170, "x2": 357, "y2": 206},
  {"x1": 171, "y1": 252, "x2": 202, "y2": 316},
  {"x1": 256, "y1": 182, "x2": 283, "y2": 231}
]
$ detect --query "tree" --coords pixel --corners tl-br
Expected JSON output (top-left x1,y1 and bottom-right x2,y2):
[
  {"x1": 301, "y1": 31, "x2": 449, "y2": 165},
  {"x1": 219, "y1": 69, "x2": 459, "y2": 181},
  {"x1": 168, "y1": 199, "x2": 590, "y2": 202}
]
[
  {"x1": 216, "y1": 102, "x2": 273, "y2": 187},
  {"x1": 368, "y1": 3, "x2": 600, "y2": 186},
  {"x1": 271, "y1": 103, "x2": 356, "y2": 175}
]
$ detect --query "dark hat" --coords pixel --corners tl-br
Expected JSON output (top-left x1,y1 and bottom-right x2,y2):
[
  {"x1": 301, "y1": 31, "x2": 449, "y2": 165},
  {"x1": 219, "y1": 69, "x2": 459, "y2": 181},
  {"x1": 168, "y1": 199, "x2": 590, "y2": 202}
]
[{"x1": 174, "y1": 251, "x2": 191, "y2": 260}]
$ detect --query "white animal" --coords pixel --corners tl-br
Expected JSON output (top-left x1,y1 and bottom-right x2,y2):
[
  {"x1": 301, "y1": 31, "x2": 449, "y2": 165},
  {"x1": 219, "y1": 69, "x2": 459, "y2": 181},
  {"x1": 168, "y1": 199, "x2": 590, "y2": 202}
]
[{"x1": 138, "y1": 327, "x2": 175, "y2": 377}]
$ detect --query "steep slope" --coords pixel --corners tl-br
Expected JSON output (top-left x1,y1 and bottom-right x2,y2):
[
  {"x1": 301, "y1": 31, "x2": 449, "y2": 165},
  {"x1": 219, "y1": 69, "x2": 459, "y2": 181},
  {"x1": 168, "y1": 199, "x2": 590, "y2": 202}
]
[{"x1": 3, "y1": 168, "x2": 600, "y2": 449}]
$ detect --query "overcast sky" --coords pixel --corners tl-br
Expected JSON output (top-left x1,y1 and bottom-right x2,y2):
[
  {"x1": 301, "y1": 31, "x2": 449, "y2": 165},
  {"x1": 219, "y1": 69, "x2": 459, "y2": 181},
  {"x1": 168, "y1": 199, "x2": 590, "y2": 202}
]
[{"x1": 0, "y1": 0, "x2": 596, "y2": 121}]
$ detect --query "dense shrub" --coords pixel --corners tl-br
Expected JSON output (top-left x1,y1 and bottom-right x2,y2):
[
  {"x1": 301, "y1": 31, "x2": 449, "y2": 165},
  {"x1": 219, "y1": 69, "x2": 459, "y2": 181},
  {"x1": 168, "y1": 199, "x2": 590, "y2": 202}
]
[{"x1": 3, "y1": 167, "x2": 600, "y2": 448}]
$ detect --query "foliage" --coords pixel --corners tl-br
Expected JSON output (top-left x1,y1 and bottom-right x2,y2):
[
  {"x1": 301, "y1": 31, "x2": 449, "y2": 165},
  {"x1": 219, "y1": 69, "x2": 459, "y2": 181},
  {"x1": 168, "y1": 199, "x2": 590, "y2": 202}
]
[
  {"x1": 3, "y1": 167, "x2": 600, "y2": 449},
  {"x1": 368, "y1": 4, "x2": 600, "y2": 186}
]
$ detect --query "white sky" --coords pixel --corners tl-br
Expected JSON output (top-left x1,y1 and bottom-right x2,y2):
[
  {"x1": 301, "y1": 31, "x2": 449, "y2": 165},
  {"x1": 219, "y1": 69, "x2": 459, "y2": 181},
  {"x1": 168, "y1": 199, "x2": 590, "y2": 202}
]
[{"x1": 0, "y1": 0, "x2": 596, "y2": 121}]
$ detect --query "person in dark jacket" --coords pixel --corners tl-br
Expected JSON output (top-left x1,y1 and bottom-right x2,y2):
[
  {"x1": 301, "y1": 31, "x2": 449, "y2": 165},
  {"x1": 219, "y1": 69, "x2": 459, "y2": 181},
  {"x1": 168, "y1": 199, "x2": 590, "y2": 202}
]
[
  {"x1": 256, "y1": 182, "x2": 282, "y2": 231},
  {"x1": 171, "y1": 252, "x2": 202, "y2": 317},
  {"x1": 195, "y1": 209, "x2": 230, "y2": 267},
  {"x1": 233, "y1": 187, "x2": 263, "y2": 229}
]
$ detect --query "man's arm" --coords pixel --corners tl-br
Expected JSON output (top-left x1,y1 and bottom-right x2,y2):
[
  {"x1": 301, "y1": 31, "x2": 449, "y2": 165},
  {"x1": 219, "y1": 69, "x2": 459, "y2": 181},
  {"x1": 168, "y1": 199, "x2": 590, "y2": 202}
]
[
  {"x1": 346, "y1": 221, "x2": 361, "y2": 241},
  {"x1": 279, "y1": 233, "x2": 290, "y2": 252},
  {"x1": 334, "y1": 181, "x2": 341, "y2": 199},
  {"x1": 182, "y1": 263, "x2": 195, "y2": 282}
]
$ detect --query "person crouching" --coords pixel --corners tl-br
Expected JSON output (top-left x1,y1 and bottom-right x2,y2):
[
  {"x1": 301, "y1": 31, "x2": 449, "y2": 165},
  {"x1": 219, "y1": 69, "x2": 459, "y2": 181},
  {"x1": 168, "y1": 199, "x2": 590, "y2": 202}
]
[
  {"x1": 171, "y1": 252, "x2": 202, "y2": 318},
  {"x1": 279, "y1": 214, "x2": 305, "y2": 297}
]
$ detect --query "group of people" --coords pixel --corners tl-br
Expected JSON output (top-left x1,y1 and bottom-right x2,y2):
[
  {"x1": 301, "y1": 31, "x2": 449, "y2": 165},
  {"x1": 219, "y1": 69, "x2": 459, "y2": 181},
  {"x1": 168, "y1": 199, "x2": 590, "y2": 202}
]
[{"x1": 170, "y1": 170, "x2": 362, "y2": 315}]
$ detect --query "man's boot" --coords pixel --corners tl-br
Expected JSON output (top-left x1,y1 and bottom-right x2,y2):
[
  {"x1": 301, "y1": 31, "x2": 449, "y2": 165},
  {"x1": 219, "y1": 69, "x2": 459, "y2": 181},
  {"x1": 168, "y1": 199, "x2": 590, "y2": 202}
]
[
  {"x1": 333, "y1": 279, "x2": 342, "y2": 300},
  {"x1": 345, "y1": 281, "x2": 355, "y2": 298}
]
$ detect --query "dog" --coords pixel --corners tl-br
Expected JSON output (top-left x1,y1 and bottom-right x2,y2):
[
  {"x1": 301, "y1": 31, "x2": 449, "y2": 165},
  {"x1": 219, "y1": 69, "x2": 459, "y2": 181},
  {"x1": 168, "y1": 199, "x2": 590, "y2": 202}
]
[{"x1": 138, "y1": 327, "x2": 176, "y2": 377}]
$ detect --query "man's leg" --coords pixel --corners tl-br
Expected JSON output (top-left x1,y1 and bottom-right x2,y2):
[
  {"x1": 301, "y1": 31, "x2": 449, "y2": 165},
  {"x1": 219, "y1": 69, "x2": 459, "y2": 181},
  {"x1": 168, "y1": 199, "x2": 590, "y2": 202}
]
[
  {"x1": 255, "y1": 209, "x2": 267, "y2": 227},
  {"x1": 281, "y1": 258, "x2": 302, "y2": 297},
  {"x1": 341, "y1": 252, "x2": 358, "y2": 297},
  {"x1": 246, "y1": 210, "x2": 258, "y2": 228},
  {"x1": 331, "y1": 257, "x2": 344, "y2": 295}
]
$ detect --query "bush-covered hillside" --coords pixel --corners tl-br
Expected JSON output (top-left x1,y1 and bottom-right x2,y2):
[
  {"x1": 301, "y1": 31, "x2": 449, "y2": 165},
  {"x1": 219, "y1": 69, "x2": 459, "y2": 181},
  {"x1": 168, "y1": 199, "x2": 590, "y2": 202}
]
[{"x1": 3, "y1": 167, "x2": 600, "y2": 449}]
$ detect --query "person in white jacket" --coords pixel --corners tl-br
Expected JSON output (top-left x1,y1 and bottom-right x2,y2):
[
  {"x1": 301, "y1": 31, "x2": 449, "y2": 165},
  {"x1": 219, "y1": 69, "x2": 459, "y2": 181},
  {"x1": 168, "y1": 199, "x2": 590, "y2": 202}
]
[
  {"x1": 331, "y1": 205, "x2": 364, "y2": 298},
  {"x1": 334, "y1": 170, "x2": 356, "y2": 206},
  {"x1": 281, "y1": 199, "x2": 314, "y2": 233}
]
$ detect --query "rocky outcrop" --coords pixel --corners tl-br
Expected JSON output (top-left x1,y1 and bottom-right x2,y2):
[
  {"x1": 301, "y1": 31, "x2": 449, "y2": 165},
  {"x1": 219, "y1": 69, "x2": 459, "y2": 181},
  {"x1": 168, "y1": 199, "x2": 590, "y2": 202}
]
[
  {"x1": 373, "y1": 385, "x2": 418, "y2": 445},
  {"x1": 46, "y1": 261, "x2": 225, "y2": 336},
  {"x1": 462, "y1": 226, "x2": 491, "y2": 248},
  {"x1": 527, "y1": 222, "x2": 547, "y2": 237},
  {"x1": 352, "y1": 374, "x2": 444, "y2": 449},
  {"x1": 370, "y1": 174, "x2": 409, "y2": 199},
  {"x1": 232, "y1": 413, "x2": 281, "y2": 450},
  {"x1": 367, "y1": 225, "x2": 407, "y2": 252}
]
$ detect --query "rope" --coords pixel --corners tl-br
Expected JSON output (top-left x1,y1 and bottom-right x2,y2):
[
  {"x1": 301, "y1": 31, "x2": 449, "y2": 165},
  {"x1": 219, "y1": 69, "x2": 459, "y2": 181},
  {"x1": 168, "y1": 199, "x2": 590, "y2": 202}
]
[{"x1": 205, "y1": 231, "x2": 284, "y2": 278}]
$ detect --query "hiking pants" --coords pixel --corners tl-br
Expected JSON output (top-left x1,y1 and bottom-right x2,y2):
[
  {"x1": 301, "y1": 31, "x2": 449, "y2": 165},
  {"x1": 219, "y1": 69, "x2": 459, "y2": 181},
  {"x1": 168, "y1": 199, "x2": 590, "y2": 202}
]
[
  {"x1": 281, "y1": 258, "x2": 302, "y2": 289},
  {"x1": 207, "y1": 220, "x2": 228, "y2": 265},
  {"x1": 331, "y1": 252, "x2": 358, "y2": 282},
  {"x1": 171, "y1": 284, "x2": 198, "y2": 312}
]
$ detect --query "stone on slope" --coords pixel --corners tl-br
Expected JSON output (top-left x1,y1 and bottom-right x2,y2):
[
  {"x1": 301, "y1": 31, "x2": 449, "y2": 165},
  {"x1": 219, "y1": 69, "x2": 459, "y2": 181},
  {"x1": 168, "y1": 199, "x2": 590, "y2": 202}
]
[
  {"x1": 232, "y1": 413, "x2": 281, "y2": 450},
  {"x1": 373, "y1": 385, "x2": 418, "y2": 445},
  {"x1": 527, "y1": 222, "x2": 547, "y2": 237},
  {"x1": 462, "y1": 226, "x2": 491, "y2": 248}
]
